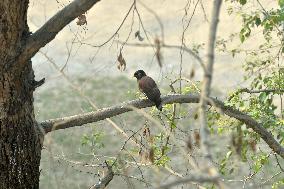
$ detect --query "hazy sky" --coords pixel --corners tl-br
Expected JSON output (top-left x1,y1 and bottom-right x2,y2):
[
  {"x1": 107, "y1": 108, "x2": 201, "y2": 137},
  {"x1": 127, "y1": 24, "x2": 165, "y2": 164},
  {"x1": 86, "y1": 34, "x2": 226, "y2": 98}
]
[{"x1": 27, "y1": 0, "x2": 273, "y2": 93}]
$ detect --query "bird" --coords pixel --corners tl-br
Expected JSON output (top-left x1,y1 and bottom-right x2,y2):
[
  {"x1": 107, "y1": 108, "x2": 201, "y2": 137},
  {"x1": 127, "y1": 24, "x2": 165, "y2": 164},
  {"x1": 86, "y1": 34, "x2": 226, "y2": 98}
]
[{"x1": 134, "y1": 70, "x2": 162, "y2": 111}]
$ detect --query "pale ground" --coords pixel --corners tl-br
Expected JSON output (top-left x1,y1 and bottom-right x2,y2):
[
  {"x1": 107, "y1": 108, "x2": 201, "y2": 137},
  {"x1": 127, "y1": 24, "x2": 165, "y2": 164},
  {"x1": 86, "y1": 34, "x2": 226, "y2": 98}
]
[{"x1": 27, "y1": 0, "x2": 281, "y2": 188}]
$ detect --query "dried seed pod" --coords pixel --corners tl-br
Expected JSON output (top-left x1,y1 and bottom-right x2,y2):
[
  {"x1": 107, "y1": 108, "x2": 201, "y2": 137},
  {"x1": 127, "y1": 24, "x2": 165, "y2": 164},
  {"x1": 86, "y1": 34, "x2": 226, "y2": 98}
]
[
  {"x1": 76, "y1": 14, "x2": 87, "y2": 26},
  {"x1": 117, "y1": 51, "x2": 126, "y2": 71},
  {"x1": 194, "y1": 130, "x2": 200, "y2": 148}
]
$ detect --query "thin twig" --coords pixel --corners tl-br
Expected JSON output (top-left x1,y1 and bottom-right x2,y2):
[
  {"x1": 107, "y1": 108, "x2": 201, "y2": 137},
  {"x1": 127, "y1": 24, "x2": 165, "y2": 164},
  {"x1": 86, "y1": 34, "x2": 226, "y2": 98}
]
[
  {"x1": 88, "y1": 1, "x2": 135, "y2": 48},
  {"x1": 274, "y1": 154, "x2": 284, "y2": 172},
  {"x1": 239, "y1": 88, "x2": 284, "y2": 94},
  {"x1": 180, "y1": 0, "x2": 200, "y2": 93},
  {"x1": 137, "y1": 0, "x2": 164, "y2": 42},
  {"x1": 114, "y1": 41, "x2": 206, "y2": 70}
]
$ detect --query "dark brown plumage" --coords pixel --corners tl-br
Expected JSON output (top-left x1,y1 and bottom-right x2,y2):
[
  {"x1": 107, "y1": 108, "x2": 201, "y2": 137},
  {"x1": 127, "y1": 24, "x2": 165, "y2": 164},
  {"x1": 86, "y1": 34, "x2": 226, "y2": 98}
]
[{"x1": 134, "y1": 70, "x2": 162, "y2": 111}]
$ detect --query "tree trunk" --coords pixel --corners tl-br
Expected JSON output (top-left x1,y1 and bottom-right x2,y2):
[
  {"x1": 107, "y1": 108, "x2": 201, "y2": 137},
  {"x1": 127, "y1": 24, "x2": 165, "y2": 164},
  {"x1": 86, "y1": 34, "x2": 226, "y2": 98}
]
[{"x1": 0, "y1": 1, "x2": 42, "y2": 188}]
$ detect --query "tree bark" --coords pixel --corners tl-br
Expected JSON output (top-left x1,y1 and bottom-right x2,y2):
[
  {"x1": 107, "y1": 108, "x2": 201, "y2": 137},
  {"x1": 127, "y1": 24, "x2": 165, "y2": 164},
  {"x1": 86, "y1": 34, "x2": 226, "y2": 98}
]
[{"x1": 0, "y1": 1, "x2": 42, "y2": 188}]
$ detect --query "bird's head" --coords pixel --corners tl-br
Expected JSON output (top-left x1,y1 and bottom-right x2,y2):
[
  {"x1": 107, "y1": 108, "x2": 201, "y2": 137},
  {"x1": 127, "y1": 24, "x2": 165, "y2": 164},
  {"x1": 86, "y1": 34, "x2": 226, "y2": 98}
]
[{"x1": 134, "y1": 70, "x2": 146, "y2": 80}]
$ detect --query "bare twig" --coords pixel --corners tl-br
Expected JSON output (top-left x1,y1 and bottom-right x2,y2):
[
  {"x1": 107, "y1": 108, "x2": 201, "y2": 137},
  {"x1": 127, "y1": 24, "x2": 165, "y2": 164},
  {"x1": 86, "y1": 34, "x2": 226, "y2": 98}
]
[
  {"x1": 274, "y1": 154, "x2": 284, "y2": 172},
  {"x1": 88, "y1": 1, "x2": 135, "y2": 48},
  {"x1": 134, "y1": 2, "x2": 154, "y2": 52},
  {"x1": 200, "y1": 0, "x2": 209, "y2": 22},
  {"x1": 39, "y1": 94, "x2": 284, "y2": 159},
  {"x1": 115, "y1": 41, "x2": 206, "y2": 70},
  {"x1": 180, "y1": 0, "x2": 200, "y2": 92},
  {"x1": 260, "y1": 171, "x2": 282, "y2": 186},
  {"x1": 169, "y1": 77, "x2": 200, "y2": 93},
  {"x1": 137, "y1": 0, "x2": 164, "y2": 42},
  {"x1": 61, "y1": 29, "x2": 80, "y2": 71},
  {"x1": 239, "y1": 88, "x2": 284, "y2": 94},
  {"x1": 111, "y1": 128, "x2": 143, "y2": 167}
]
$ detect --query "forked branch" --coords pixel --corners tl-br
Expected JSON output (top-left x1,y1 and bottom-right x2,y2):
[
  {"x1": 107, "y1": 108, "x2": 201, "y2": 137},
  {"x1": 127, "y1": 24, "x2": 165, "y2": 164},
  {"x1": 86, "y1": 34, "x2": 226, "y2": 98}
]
[{"x1": 20, "y1": 0, "x2": 101, "y2": 63}]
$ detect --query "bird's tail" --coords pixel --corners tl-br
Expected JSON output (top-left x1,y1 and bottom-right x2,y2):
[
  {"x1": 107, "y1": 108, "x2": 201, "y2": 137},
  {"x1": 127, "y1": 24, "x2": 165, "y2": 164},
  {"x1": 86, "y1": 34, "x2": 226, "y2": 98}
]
[{"x1": 155, "y1": 98, "x2": 162, "y2": 111}]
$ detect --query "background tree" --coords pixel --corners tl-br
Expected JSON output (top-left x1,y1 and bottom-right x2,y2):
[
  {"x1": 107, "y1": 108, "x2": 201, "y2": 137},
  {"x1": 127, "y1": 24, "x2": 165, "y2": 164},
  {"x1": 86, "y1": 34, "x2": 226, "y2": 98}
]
[
  {"x1": 0, "y1": 1, "x2": 100, "y2": 188},
  {"x1": 1, "y1": 0, "x2": 283, "y2": 189}
]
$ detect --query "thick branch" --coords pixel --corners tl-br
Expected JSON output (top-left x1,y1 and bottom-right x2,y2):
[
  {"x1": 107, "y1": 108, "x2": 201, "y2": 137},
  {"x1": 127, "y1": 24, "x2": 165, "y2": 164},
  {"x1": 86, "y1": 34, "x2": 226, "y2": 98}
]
[
  {"x1": 20, "y1": 0, "x2": 101, "y2": 62},
  {"x1": 39, "y1": 94, "x2": 284, "y2": 159},
  {"x1": 156, "y1": 174, "x2": 219, "y2": 189},
  {"x1": 40, "y1": 95, "x2": 197, "y2": 133}
]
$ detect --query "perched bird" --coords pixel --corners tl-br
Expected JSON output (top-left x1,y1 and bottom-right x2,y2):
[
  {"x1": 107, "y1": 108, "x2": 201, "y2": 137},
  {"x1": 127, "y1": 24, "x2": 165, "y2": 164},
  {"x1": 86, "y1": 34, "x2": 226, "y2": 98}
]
[{"x1": 134, "y1": 70, "x2": 162, "y2": 111}]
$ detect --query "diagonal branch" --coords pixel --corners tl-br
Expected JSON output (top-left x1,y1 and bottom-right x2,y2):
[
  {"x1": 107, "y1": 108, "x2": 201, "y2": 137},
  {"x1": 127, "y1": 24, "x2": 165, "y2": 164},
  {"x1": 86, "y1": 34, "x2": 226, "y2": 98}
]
[
  {"x1": 156, "y1": 174, "x2": 219, "y2": 189},
  {"x1": 89, "y1": 162, "x2": 114, "y2": 189},
  {"x1": 39, "y1": 94, "x2": 284, "y2": 159},
  {"x1": 40, "y1": 95, "x2": 198, "y2": 133},
  {"x1": 20, "y1": 0, "x2": 101, "y2": 63}
]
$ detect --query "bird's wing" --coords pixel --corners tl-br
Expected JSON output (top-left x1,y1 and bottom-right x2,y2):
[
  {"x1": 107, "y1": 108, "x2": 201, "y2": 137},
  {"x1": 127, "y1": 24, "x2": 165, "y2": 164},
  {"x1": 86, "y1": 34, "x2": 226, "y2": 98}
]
[
  {"x1": 139, "y1": 76, "x2": 157, "y2": 91},
  {"x1": 139, "y1": 76, "x2": 161, "y2": 101}
]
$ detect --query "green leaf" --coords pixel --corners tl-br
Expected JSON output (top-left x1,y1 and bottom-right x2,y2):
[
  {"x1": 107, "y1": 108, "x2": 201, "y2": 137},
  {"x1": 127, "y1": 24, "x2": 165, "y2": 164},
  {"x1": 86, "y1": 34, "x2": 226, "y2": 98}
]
[
  {"x1": 259, "y1": 92, "x2": 267, "y2": 102},
  {"x1": 272, "y1": 178, "x2": 284, "y2": 189},
  {"x1": 255, "y1": 17, "x2": 261, "y2": 26},
  {"x1": 239, "y1": 0, "x2": 247, "y2": 5},
  {"x1": 226, "y1": 151, "x2": 233, "y2": 159},
  {"x1": 240, "y1": 32, "x2": 245, "y2": 43},
  {"x1": 279, "y1": 0, "x2": 284, "y2": 8}
]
